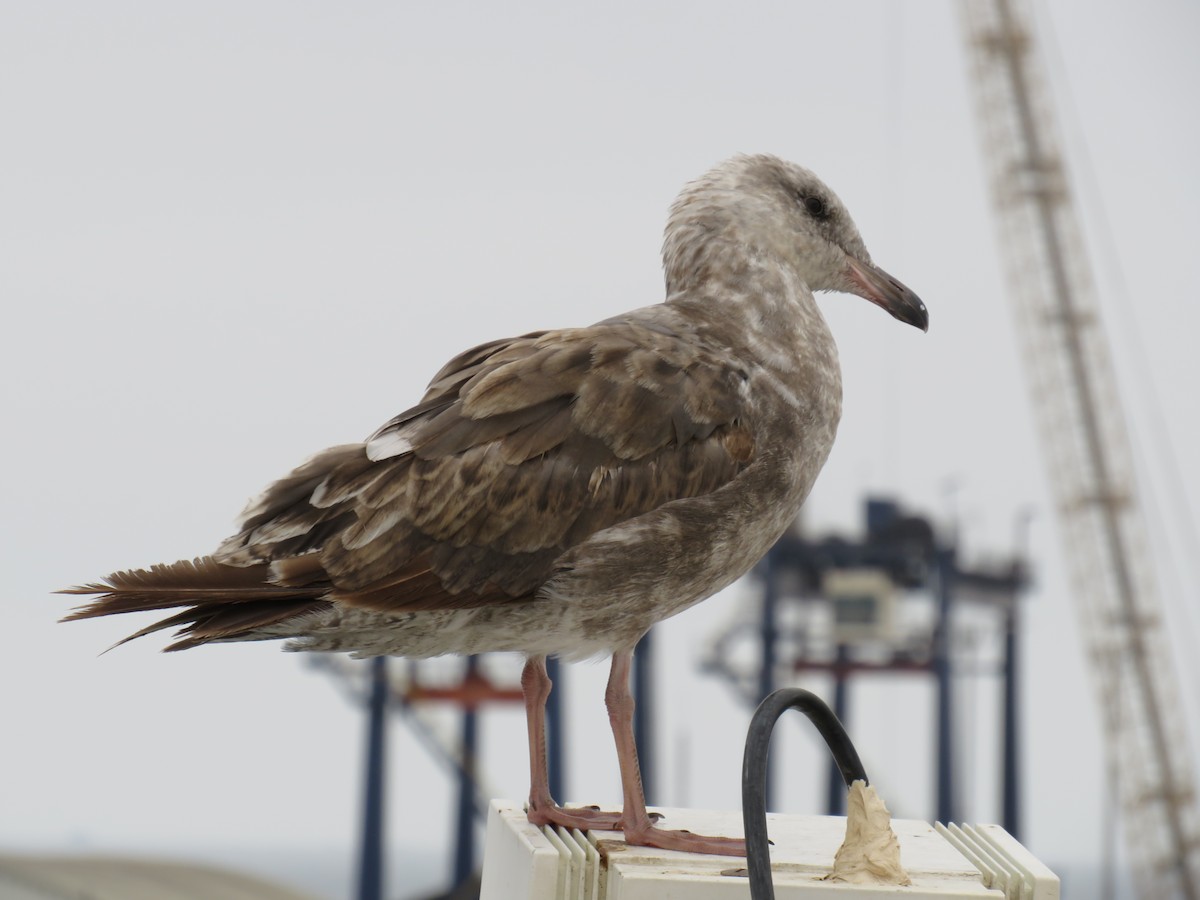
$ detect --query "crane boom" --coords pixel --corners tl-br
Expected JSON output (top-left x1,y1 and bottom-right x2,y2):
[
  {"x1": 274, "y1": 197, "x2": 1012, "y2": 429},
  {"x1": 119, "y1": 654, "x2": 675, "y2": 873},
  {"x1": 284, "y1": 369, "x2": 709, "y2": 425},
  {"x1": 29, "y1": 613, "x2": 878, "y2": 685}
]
[{"x1": 957, "y1": 1, "x2": 1200, "y2": 896}]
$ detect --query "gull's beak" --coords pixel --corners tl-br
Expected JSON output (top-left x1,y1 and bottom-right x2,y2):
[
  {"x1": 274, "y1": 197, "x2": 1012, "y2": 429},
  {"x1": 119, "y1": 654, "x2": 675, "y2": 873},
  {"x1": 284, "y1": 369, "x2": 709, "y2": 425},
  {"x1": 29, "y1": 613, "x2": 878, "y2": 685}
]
[{"x1": 845, "y1": 257, "x2": 929, "y2": 332}]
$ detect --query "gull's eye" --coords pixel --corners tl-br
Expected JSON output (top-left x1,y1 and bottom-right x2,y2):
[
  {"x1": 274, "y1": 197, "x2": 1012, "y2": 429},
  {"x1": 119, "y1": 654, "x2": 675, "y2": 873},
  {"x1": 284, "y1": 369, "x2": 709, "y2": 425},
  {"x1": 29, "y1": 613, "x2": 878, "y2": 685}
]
[{"x1": 803, "y1": 195, "x2": 830, "y2": 220}]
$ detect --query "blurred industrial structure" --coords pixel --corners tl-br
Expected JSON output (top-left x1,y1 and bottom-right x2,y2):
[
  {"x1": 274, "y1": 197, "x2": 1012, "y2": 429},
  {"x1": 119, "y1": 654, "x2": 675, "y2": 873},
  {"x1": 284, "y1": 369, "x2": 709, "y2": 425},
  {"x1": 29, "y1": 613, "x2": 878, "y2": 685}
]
[
  {"x1": 959, "y1": 0, "x2": 1200, "y2": 896},
  {"x1": 703, "y1": 497, "x2": 1028, "y2": 831},
  {"x1": 312, "y1": 641, "x2": 658, "y2": 900}
]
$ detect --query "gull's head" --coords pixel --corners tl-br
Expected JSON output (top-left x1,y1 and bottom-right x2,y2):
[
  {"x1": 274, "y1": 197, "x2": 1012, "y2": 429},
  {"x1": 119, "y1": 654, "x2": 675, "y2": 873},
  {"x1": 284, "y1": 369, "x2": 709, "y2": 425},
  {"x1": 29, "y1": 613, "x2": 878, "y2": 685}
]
[{"x1": 663, "y1": 154, "x2": 928, "y2": 332}]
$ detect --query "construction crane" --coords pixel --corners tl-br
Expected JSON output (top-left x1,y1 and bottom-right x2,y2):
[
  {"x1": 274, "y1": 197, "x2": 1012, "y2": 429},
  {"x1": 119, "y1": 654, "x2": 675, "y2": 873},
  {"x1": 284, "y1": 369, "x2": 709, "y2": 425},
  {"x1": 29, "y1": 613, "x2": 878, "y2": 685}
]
[{"x1": 957, "y1": 1, "x2": 1200, "y2": 897}]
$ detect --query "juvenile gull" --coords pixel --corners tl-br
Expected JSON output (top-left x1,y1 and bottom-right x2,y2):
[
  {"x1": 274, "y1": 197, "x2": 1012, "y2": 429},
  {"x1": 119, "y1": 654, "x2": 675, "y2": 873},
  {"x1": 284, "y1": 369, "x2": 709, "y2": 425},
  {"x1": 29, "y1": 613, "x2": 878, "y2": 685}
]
[{"x1": 63, "y1": 154, "x2": 927, "y2": 856}]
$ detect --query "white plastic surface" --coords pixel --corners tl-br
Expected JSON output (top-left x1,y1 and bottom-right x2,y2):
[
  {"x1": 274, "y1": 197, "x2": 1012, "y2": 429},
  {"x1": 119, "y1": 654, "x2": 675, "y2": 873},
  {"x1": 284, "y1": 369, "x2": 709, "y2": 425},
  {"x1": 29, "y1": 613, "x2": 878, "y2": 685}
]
[{"x1": 480, "y1": 800, "x2": 1060, "y2": 899}]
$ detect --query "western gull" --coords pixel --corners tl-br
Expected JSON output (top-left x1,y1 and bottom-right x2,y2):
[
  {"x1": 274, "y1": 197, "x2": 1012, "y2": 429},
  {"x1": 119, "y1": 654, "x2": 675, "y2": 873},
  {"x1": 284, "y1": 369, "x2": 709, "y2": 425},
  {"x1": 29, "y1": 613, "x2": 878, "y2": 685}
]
[{"x1": 63, "y1": 154, "x2": 927, "y2": 856}]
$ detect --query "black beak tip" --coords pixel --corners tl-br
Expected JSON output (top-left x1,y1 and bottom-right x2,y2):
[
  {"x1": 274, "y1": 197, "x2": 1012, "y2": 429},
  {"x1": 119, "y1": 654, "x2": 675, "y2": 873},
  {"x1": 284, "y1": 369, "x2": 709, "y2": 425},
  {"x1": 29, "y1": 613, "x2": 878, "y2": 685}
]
[
  {"x1": 914, "y1": 301, "x2": 929, "y2": 333},
  {"x1": 893, "y1": 295, "x2": 929, "y2": 333}
]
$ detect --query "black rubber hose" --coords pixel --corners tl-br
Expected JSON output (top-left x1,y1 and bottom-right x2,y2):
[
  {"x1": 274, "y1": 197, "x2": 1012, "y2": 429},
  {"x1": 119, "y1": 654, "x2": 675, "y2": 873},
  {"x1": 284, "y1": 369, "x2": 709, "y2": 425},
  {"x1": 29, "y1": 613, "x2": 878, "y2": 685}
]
[{"x1": 741, "y1": 688, "x2": 869, "y2": 900}]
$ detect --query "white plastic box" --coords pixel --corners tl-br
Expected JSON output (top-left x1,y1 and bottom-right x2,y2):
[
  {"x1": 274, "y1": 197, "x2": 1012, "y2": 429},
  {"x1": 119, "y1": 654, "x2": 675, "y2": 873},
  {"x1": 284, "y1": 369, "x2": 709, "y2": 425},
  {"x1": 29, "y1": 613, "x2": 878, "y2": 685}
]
[{"x1": 479, "y1": 800, "x2": 1059, "y2": 899}]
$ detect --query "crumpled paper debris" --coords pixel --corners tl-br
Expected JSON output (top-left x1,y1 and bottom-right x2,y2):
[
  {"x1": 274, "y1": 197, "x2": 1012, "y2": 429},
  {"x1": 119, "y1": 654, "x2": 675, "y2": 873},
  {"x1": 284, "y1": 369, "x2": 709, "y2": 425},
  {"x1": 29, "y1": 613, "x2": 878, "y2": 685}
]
[{"x1": 823, "y1": 779, "x2": 912, "y2": 886}]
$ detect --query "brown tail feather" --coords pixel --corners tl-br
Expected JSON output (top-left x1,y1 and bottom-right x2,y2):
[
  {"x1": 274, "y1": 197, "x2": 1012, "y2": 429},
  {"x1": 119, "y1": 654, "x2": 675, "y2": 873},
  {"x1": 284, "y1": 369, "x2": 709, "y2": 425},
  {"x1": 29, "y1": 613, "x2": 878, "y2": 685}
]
[
  {"x1": 60, "y1": 556, "x2": 333, "y2": 650},
  {"x1": 164, "y1": 599, "x2": 332, "y2": 651}
]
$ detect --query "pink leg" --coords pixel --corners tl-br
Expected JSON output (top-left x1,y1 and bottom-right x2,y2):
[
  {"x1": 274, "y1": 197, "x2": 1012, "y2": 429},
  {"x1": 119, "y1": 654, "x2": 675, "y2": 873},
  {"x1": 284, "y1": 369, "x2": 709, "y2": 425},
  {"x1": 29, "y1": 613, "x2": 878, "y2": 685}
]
[
  {"x1": 606, "y1": 649, "x2": 747, "y2": 856},
  {"x1": 521, "y1": 656, "x2": 624, "y2": 830}
]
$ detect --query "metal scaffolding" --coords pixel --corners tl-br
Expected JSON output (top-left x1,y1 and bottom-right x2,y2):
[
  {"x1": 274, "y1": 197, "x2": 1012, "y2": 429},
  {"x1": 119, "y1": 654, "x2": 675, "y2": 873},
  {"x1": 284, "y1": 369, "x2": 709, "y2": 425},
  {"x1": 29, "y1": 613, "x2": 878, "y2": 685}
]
[
  {"x1": 704, "y1": 497, "x2": 1028, "y2": 832},
  {"x1": 958, "y1": 1, "x2": 1200, "y2": 895}
]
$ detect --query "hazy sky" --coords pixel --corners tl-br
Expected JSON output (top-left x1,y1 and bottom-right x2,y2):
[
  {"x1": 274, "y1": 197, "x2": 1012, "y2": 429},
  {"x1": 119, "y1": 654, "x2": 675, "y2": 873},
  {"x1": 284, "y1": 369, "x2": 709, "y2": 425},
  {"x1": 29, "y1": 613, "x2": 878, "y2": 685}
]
[{"x1": 2, "y1": 1, "x2": 1197, "y2": 897}]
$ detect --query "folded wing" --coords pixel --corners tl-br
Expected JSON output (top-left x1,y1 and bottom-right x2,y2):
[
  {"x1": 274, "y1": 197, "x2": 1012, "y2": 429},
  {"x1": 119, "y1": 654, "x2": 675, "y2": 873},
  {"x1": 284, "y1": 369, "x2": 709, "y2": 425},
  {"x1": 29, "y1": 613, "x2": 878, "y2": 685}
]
[{"x1": 65, "y1": 312, "x2": 758, "y2": 647}]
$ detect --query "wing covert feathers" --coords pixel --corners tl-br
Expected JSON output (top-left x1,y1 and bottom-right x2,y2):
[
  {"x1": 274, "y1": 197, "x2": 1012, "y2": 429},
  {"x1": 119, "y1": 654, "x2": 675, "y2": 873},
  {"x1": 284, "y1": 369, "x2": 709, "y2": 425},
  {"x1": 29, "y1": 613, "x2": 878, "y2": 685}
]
[{"x1": 66, "y1": 312, "x2": 758, "y2": 652}]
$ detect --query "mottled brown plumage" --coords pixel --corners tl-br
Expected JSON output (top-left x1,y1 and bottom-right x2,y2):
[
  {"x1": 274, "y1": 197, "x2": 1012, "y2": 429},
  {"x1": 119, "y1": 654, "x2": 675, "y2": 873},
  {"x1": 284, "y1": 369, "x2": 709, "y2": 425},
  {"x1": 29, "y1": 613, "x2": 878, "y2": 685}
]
[{"x1": 62, "y1": 154, "x2": 927, "y2": 855}]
